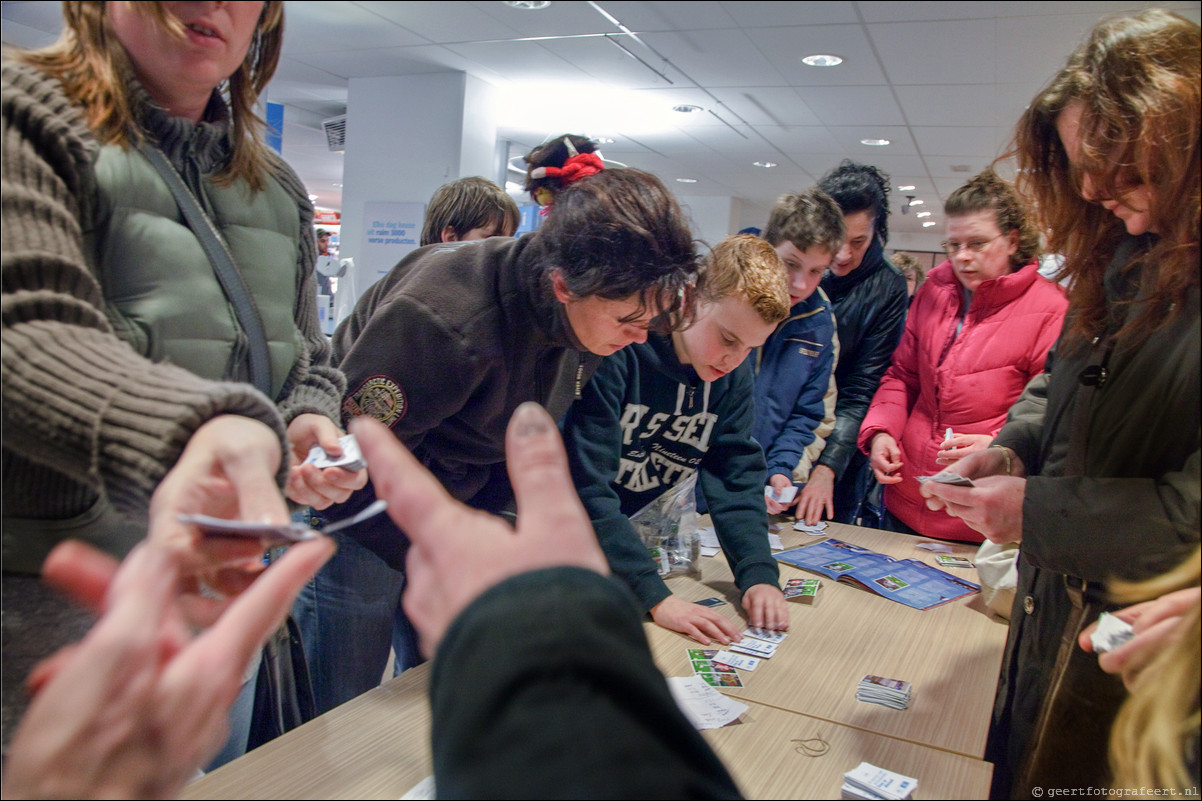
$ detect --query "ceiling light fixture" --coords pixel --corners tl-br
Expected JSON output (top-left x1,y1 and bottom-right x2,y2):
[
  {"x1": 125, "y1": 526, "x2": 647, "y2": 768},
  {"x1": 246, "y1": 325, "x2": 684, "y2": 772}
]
[
  {"x1": 801, "y1": 54, "x2": 842, "y2": 67},
  {"x1": 908, "y1": 199, "x2": 925, "y2": 206},
  {"x1": 594, "y1": 136, "x2": 615, "y2": 144},
  {"x1": 503, "y1": 1, "x2": 552, "y2": 9},
  {"x1": 916, "y1": 211, "x2": 932, "y2": 218},
  {"x1": 676, "y1": 178, "x2": 698, "y2": 183},
  {"x1": 673, "y1": 104, "x2": 704, "y2": 113},
  {"x1": 898, "y1": 185, "x2": 916, "y2": 191},
  {"x1": 922, "y1": 221, "x2": 937, "y2": 227},
  {"x1": 861, "y1": 138, "x2": 891, "y2": 146},
  {"x1": 752, "y1": 161, "x2": 777, "y2": 168}
]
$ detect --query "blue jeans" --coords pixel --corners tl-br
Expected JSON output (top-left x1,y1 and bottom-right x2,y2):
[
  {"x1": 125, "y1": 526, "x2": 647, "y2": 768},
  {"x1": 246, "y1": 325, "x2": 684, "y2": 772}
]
[{"x1": 292, "y1": 530, "x2": 423, "y2": 716}]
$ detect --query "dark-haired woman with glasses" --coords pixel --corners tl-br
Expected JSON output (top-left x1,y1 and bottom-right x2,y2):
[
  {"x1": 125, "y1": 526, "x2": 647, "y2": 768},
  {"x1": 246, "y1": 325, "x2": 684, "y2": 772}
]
[{"x1": 856, "y1": 169, "x2": 1068, "y2": 542}]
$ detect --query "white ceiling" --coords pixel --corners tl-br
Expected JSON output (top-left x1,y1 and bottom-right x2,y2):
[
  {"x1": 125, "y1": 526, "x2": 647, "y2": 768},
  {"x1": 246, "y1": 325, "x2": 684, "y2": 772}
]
[{"x1": 3, "y1": 0, "x2": 1198, "y2": 242}]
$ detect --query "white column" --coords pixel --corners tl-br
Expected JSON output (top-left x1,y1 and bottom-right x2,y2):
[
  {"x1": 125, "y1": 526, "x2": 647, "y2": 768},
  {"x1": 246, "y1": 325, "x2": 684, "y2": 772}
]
[{"x1": 337, "y1": 72, "x2": 500, "y2": 314}]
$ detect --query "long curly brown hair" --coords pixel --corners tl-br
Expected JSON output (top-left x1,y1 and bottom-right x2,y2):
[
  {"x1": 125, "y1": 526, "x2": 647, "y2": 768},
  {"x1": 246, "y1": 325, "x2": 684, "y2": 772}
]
[
  {"x1": 14, "y1": 1, "x2": 285, "y2": 191},
  {"x1": 1011, "y1": 9, "x2": 1199, "y2": 349}
]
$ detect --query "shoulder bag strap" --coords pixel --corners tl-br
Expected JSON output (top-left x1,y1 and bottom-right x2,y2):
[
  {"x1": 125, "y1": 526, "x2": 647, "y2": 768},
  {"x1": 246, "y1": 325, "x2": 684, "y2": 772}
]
[{"x1": 139, "y1": 145, "x2": 273, "y2": 397}]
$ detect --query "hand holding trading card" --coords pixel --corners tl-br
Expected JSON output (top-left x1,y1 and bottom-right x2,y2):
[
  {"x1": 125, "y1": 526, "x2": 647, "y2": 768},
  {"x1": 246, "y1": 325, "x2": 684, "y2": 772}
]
[
  {"x1": 1078, "y1": 586, "x2": 1200, "y2": 689},
  {"x1": 355, "y1": 404, "x2": 609, "y2": 658},
  {"x1": 764, "y1": 474, "x2": 798, "y2": 515},
  {"x1": 147, "y1": 415, "x2": 291, "y2": 611},
  {"x1": 285, "y1": 415, "x2": 368, "y2": 510}
]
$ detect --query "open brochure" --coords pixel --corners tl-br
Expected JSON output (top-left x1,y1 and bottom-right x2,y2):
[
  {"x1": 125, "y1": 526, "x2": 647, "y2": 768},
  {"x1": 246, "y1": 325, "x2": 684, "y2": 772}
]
[{"x1": 774, "y1": 538, "x2": 979, "y2": 610}]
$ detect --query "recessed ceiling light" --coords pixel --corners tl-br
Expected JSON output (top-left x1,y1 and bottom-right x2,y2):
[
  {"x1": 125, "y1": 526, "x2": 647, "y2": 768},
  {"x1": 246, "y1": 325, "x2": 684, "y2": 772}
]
[
  {"x1": 673, "y1": 104, "x2": 704, "y2": 113},
  {"x1": 916, "y1": 211, "x2": 932, "y2": 218},
  {"x1": 676, "y1": 178, "x2": 698, "y2": 183},
  {"x1": 801, "y1": 54, "x2": 843, "y2": 67},
  {"x1": 332, "y1": 182, "x2": 343, "y2": 188},
  {"x1": 752, "y1": 161, "x2": 777, "y2": 168},
  {"x1": 308, "y1": 194, "x2": 319, "y2": 201},
  {"x1": 593, "y1": 137, "x2": 615, "y2": 144},
  {"x1": 898, "y1": 185, "x2": 916, "y2": 191},
  {"x1": 861, "y1": 138, "x2": 891, "y2": 146},
  {"x1": 908, "y1": 199, "x2": 925, "y2": 206},
  {"x1": 503, "y1": 0, "x2": 552, "y2": 9},
  {"x1": 922, "y1": 221, "x2": 937, "y2": 227}
]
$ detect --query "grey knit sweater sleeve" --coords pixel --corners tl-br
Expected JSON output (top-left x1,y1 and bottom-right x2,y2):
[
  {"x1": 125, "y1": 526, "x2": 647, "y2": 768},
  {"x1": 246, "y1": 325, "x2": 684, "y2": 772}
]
[{"x1": 1, "y1": 61, "x2": 289, "y2": 517}]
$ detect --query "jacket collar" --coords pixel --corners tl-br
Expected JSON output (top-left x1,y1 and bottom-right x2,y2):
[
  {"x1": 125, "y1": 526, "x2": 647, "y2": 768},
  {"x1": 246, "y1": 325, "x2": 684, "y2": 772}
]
[
  {"x1": 128, "y1": 69, "x2": 232, "y2": 175},
  {"x1": 821, "y1": 237, "x2": 890, "y2": 296},
  {"x1": 928, "y1": 259, "x2": 1043, "y2": 311}
]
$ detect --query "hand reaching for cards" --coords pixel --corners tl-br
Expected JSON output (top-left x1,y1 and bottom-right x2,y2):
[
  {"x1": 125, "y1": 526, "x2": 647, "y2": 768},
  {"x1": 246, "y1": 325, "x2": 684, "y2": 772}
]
[
  {"x1": 650, "y1": 595, "x2": 743, "y2": 646},
  {"x1": 2, "y1": 537, "x2": 333, "y2": 800},
  {"x1": 742, "y1": 583, "x2": 789, "y2": 631},
  {"x1": 796, "y1": 464, "x2": 835, "y2": 526},
  {"x1": 354, "y1": 404, "x2": 609, "y2": 659}
]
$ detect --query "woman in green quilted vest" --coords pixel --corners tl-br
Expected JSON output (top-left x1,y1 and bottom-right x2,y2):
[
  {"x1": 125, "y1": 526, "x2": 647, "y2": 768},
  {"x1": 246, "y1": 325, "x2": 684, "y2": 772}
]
[{"x1": 1, "y1": 0, "x2": 363, "y2": 760}]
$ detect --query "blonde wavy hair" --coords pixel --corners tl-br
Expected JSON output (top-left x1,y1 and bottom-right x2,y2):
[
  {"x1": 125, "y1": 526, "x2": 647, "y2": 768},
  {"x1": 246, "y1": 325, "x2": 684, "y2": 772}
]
[
  {"x1": 14, "y1": 1, "x2": 285, "y2": 190},
  {"x1": 695, "y1": 234, "x2": 789, "y2": 326},
  {"x1": 1107, "y1": 545, "x2": 1200, "y2": 794}
]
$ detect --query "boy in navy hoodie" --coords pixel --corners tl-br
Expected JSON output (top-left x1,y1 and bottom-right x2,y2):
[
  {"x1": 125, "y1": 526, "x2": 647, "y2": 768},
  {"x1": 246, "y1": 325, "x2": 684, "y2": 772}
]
[
  {"x1": 755, "y1": 189, "x2": 844, "y2": 522},
  {"x1": 563, "y1": 235, "x2": 791, "y2": 645}
]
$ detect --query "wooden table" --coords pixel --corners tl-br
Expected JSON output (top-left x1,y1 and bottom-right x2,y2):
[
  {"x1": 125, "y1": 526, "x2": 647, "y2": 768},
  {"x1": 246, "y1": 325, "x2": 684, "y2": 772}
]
[
  {"x1": 183, "y1": 522, "x2": 1005, "y2": 799},
  {"x1": 649, "y1": 520, "x2": 1008, "y2": 758},
  {"x1": 705, "y1": 700, "x2": 992, "y2": 799}
]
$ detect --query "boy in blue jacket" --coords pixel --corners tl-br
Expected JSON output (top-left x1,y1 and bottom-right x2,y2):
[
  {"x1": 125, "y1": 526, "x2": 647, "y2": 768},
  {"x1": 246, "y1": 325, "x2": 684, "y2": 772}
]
[
  {"x1": 755, "y1": 189, "x2": 844, "y2": 522},
  {"x1": 563, "y1": 235, "x2": 791, "y2": 645}
]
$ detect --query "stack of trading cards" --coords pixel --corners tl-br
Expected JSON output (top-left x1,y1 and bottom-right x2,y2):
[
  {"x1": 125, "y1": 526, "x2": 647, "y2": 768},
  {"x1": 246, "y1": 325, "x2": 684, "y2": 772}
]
[
  {"x1": 793, "y1": 520, "x2": 828, "y2": 535},
  {"x1": 687, "y1": 649, "x2": 744, "y2": 688},
  {"x1": 783, "y1": 577, "x2": 822, "y2": 603},
  {"x1": 855, "y1": 674, "x2": 912, "y2": 710},
  {"x1": 841, "y1": 762, "x2": 918, "y2": 800},
  {"x1": 729, "y1": 627, "x2": 786, "y2": 659},
  {"x1": 934, "y1": 554, "x2": 974, "y2": 569}
]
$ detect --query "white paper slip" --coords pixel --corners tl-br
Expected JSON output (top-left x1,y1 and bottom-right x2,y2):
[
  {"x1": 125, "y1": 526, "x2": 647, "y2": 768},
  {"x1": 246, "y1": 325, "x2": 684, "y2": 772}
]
[
  {"x1": 399, "y1": 774, "x2": 437, "y2": 800},
  {"x1": 767, "y1": 533, "x2": 784, "y2": 551},
  {"x1": 697, "y1": 526, "x2": 720, "y2": 549},
  {"x1": 713, "y1": 650, "x2": 760, "y2": 671},
  {"x1": 842, "y1": 762, "x2": 918, "y2": 801},
  {"x1": 764, "y1": 484, "x2": 798, "y2": 503},
  {"x1": 730, "y1": 638, "x2": 777, "y2": 658},
  {"x1": 742, "y1": 626, "x2": 787, "y2": 644},
  {"x1": 304, "y1": 433, "x2": 366, "y2": 472},
  {"x1": 700, "y1": 546, "x2": 721, "y2": 558},
  {"x1": 666, "y1": 676, "x2": 748, "y2": 730}
]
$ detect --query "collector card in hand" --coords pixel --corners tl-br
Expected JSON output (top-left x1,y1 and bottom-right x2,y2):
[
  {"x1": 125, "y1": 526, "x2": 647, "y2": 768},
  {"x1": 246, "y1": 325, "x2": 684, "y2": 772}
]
[{"x1": 304, "y1": 434, "x2": 366, "y2": 472}]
